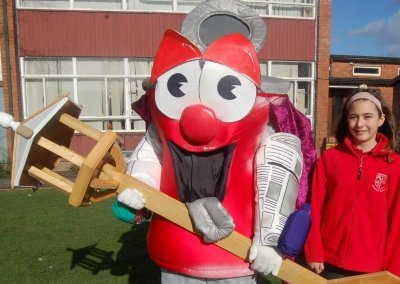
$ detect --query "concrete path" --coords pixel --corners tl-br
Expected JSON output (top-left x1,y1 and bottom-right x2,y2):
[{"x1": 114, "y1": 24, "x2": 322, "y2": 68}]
[{"x1": 0, "y1": 178, "x2": 11, "y2": 190}]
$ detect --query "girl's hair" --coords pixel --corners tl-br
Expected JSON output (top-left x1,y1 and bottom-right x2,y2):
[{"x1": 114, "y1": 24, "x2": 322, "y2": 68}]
[{"x1": 335, "y1": 87, "x2": 398, "y2": 151}]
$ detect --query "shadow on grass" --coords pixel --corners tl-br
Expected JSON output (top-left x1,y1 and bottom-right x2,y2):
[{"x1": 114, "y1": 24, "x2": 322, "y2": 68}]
[
  {"x1": 67, "y1": 222, "x2": 161, "y2": 283},
  {"x1": 67, "y1": 244, "x2": 114, "y2": 274},
  {"x1": 65, "y1": 221, "x2": 280, "y2": 284}
]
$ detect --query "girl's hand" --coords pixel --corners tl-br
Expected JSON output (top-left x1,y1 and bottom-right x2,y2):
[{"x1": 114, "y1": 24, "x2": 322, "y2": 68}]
[{"x1": 308, "y1": 262, "x2": 324, "y2": 274}]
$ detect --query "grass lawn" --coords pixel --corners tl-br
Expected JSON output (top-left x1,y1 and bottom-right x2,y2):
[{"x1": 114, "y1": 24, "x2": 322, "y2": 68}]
[{"x1": 0, "y1": 188, "x2": 281, "y2": 284}]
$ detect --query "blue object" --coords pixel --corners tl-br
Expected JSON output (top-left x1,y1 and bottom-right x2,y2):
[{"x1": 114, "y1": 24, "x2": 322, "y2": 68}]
[{"x1": 278, "y1": 203, "x2": 312, "y2": 257}]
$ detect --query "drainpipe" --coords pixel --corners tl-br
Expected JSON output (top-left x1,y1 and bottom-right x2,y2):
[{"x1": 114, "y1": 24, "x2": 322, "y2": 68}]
[
  {"x1": 313, "y1": 0, "x2": 319, "y2": 136},
  {"x1": 2, "y1": 0, "x2": 15, "y2": 157}
]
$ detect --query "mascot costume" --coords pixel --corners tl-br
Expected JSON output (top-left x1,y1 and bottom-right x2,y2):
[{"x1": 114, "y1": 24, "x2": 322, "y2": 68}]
[{"x1": 113, "y1": 0, "x2": 316, "y2": 282}]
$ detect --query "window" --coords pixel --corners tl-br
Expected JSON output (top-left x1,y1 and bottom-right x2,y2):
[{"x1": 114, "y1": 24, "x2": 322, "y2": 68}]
[
  {"x1": 268, "y1": 61, "x2": 314, "y2": 121},
  {"x1": 18, "y1": 0, "x2": 199, "y2": 11},
  {"x1": 352, "y1": 65, "x2": 381, "y2": 77},
  {"x1": 18, "y1": 0, "x2": 316, "y2": 19},
  {"x1": 74, "y1": 0, "x2": 122, "y2": 9},
  {"x1": 19, "y1": 0, "x2": 70, "y2": 9},
  {"x1": 23, "y1": 58, "x2": 73, "y2": 114},
  {"x1": 21, "y1": 58, "x2": 316, "y2": 131},
  {"x1": 242, "y1": 0, "x2": 315, "y2": 18},
  {"x1": 21, "y1": 57, "x2": 152, "y2": 132}
]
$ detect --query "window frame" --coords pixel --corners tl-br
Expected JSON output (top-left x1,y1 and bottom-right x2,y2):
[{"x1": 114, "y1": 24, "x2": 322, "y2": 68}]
[
  {"x1": 16, "y1": 0, "x2": 316, "y2": 19},
  {"x1": 266, "y1": 60, "x2": 315, "y2": 125},
  {"x1": 20, "y1": 57, "x2": 151, "y2": 133},
  {"x1": 20, "y1": 57, "x2": 316, "y2": 132},
  {"x1": 352, "y1": 65, "x2": 381, "y2": 77}
]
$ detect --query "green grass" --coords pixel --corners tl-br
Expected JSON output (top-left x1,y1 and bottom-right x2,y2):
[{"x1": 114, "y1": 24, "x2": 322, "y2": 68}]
[{"x1": 0, "y1": 188, "x2": 281, "y2": 284}]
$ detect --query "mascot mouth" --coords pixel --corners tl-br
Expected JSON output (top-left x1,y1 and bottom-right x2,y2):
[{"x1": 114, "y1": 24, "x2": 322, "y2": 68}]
[{"x1": 168, "y1": 141, "x2": 235, "y2": 203}]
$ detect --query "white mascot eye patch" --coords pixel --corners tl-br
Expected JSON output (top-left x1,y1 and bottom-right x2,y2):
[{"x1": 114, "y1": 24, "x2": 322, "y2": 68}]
[
  {"x1": 155, "y1": 60, "x2": 202, "y2": 119},
  {"x1": 200, "y1": 61, "x2": 257, "y2": 123}
]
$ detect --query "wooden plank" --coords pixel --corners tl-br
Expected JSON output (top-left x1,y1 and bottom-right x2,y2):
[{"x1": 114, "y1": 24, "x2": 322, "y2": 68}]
[
  {"x1": 90, "y1": 177, "x2": 119, "y2": 190},
  {"x1": 109, "y1": 143, "x2": 127, "y2": 174},
  {"x1": 69, "y1": 131, "x2": 117, "y2": 207},
  {"x1": 278, "y1": 258, "x2": 328, "y2": 284},
  {"x1": 26, "y1": 164, "x2": 73, "y2": 194},
  {"x1": 59, "y1": 113, "x2": 102, "y2": 141},
  {"x1": 36, "y1": 136, "x2": 84, "y2": 166},
  {"x1": 328, "y1": 271, "x2": 400, "y2": 283},
  {"x1": 89, "y1": 190, "x2": 117, "y2": 203},
  {"x1": 15, "y1": 124, "x2": 33, "y2": 138}
]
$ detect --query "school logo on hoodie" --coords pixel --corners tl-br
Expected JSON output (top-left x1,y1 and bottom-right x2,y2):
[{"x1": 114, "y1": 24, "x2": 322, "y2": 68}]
[{"x1": 373, "y1": 173, "x2": 388, "y2": 192}]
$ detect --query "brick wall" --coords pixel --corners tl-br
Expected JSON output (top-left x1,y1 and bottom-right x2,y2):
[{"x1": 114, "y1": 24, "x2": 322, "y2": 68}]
[
  {"x1": 0, "y1": 0, "x2": 22, "y2": 159},
  {"x1": 393, "y1": 82, "x2": 400, "y2": 140},
  {"x1": 330, "y1": 59, "x2": 399, "y2": 120},
  {"x1": 315, "y1": 0, "x2": 331, "y2": 155},
  {"x1": 327, "y1": 58, "x2": 400, "y2": 154},
  {"x1": 331, "y1": 61, "x2": 400, "y2": 80}
]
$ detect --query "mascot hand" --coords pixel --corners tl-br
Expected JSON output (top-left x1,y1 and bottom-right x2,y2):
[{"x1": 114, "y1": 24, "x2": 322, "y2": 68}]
[
  {"x1": 186, "y1": 197, "x2": 235, "y2": 243},
  {"x1": 117, "y1": 188, "x2": 146, "y2": 210},
  {"x1": 249, "y1": 245, "x2": 282, "y2": 276}
]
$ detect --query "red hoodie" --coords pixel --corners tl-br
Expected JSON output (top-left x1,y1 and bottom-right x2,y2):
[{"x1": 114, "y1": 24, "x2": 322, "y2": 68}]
[
  {"x1": 383, "y1": 149, "x2": 400, "y2": 277},
  {"x1": 305, "y1": 134, "x2": 400, "y2": 274}
]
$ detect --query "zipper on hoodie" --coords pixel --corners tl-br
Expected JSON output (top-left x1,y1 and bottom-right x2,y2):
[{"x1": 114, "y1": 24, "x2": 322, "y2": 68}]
[
  {"x1": 341, "y1": 154, "x2": 364, "y2": 267},
  {"x1": 357, "y1": 155, "x2": 364, "y2": 179}
]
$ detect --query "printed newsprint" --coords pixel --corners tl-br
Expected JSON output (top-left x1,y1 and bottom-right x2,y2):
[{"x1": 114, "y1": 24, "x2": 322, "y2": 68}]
[{"x1": 255, "y1": 133, "x2": 303, "y2": 246}]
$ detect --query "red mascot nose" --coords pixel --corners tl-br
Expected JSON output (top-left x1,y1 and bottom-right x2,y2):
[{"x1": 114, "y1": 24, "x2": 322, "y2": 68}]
[{"x1": 180, "y1": 105, "x2": 217, "y2": 145}]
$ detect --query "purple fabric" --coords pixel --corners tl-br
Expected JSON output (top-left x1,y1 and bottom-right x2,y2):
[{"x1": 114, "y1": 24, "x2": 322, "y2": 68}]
[
  {"x1": 268, "y1": 95, "x2": 317, "y2": 209},
  {"x1": 131, "y1": 94, "x2": 151, "y2": 128}
]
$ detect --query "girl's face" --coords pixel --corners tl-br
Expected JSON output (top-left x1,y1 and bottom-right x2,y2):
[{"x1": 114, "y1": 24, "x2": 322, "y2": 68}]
[{"x1": 347, "y1": 99, "x2": 385, "y2": 151}]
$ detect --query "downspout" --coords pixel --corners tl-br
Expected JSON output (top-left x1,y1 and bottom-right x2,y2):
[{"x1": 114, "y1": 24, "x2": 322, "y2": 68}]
[
  {"x1": 2, "y1": 0, "x2": 15, "y2": 148},
  {"x1": 313, "y1": 0, "x2": 320, "y2": 136}
]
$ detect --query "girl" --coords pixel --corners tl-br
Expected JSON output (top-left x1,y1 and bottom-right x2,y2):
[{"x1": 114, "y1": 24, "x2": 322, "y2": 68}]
[{"x1": 304, "y1": 87, "x2": 400, "y2": 279}]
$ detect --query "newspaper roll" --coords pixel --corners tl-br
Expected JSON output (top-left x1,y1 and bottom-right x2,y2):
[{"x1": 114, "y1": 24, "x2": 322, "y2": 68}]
[{"x1": 254, "y1": 132, "x2": 303, "y2": 246}]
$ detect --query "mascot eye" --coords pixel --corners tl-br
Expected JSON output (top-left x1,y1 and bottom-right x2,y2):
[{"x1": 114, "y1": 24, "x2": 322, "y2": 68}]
[
  {"x1": 167, "y1": 73, "x2": 188, "y2": 98},
  {"x1": 217, "y1": 75, "x2": 241, "y2": 100},
  {"x1": 155, "y1": 60, "x2": 201, "y2": 119},
  {"x1": 200, "y1": 61, "x2": 257, "y2": 122}
]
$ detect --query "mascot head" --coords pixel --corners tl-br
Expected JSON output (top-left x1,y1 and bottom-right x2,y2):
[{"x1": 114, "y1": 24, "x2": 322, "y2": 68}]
[{"x1": 148, "y1": 29, "x2": 269, "y2": 154}]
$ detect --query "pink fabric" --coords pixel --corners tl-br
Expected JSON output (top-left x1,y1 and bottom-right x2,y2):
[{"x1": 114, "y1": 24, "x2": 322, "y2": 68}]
[{"x1": 267, "y1": 94, "x2": 317, "y2": 209}]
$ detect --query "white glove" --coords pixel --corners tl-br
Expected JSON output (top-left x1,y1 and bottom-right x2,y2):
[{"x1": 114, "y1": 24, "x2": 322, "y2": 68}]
[
  {"x1": 249, "y1": 245, "x2": 282, "y2": 276},
  {"x1": 117, "y1": 189, "x2": 146, "y2": 210}
]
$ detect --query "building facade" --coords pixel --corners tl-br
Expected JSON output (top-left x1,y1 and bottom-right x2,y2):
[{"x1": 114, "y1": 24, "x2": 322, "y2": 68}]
[
  {"x1": 327, "y1": 55, "x2": 400, "y2": 149},
  {"x1": 391, "y1": 75, "x2": 400, "y2": 132},
  {"x1": 1, "y1": 0, "x2": 331, "y2": 160}
]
